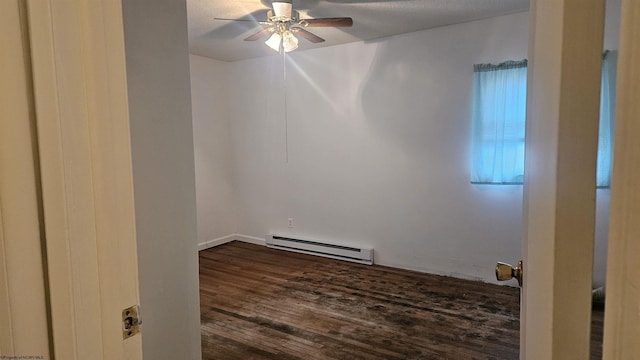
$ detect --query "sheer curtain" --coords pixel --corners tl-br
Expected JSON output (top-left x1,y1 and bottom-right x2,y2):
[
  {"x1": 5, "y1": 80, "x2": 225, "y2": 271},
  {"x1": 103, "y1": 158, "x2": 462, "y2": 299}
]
[
  {"x1": 471, "y1": 54, "x2": 615, "y2": 186},
  {"x1": 471, "y1": 60, "x2": 528, "y2": 184},
  {"x1": 597, "y1": 50, "x2": 617, "y2": 187}
]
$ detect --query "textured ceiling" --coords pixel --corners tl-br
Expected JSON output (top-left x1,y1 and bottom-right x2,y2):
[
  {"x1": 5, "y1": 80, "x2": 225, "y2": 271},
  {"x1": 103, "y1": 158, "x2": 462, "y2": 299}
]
[{"x1": 187, "y1": 0, "x2": 529, "y2": 62}]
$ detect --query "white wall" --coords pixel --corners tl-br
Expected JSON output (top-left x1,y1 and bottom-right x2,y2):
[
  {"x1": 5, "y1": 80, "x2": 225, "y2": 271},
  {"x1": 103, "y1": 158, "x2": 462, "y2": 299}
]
[
  {"x1": 190, "y1": 54, "x2": 237, "y2": 245},
  {"x1": 228, "y1": 13, "x2": 529, "y2": 283},
  {"x1": 122, "y1": 0, "x2": 202, "y2": 358},
  {"x1": 192, "y1": 5, "x2": 619, "y2": 286}
]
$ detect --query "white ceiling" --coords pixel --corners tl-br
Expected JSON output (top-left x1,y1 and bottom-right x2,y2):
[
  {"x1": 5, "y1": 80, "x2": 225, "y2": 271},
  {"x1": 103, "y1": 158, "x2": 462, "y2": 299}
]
[{"x1": 187, "y1": 0, "x2": 529, "y2": 62}]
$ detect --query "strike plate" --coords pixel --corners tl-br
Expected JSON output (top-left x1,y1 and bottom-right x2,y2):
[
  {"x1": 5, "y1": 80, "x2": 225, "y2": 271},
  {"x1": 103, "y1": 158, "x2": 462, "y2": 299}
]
[{"x1": 122, "y1": 305, "x2": 141, "y2": 339}]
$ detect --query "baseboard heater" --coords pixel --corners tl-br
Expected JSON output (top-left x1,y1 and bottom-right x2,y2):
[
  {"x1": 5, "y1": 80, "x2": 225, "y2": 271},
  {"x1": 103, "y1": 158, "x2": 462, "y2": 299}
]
[{"x1": 265, "y1": 235, "x2": 373, "y2": 265}]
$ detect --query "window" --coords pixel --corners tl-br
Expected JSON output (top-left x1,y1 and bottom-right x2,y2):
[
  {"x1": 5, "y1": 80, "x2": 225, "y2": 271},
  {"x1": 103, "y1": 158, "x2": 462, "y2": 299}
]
[
  {"x1": 470, "y1": 53, "x2": 616, "y2": 187},
  {"x1": 596, "y1": 51, "x2": 616, "y2": 187},
  {"x1": 470, "y1": 60, "x2": 528, "y2": 184}
]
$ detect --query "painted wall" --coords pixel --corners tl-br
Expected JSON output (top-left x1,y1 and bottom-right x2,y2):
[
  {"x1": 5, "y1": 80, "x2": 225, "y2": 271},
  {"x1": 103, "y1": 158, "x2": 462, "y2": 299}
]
[
  {"x1": 192, "y1": 5, "x2": 619, "y2": 286},
  {"x1": 227, "y1": 13, "x2": 529, "y2": 283},
  {"x1": 122, "y1": 0, "x2": 202, "y2": 358},
  {"x1": 190, "y1": 54, "x2": 237, "y2": 244}
]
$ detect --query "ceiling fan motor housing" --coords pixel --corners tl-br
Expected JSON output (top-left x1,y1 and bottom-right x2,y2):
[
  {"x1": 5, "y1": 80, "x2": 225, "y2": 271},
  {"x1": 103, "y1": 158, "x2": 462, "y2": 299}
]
[{"x1": 272, "y1": 1, "x2": 293, "y2": 19}]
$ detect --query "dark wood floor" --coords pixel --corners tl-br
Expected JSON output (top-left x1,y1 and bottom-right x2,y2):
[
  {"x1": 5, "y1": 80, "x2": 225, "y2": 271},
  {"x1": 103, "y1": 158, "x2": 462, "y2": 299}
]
[{"x1": 200, "y1": 241, "x2": 604, "y2": 359}]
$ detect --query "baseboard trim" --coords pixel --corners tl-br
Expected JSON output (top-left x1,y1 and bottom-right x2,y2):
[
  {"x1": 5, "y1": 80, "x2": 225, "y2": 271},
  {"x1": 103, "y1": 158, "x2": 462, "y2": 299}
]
[
  {"x1": 234, "y1": 234, "x2": 266, "y2": 246},
  {"x1": 198, "y1": 233, "x2": 266, "y2": 251},
  {"x1": 198, "y1": 234, "x2": 236, "y2": 251},
  {"x1": 198, "y1": 234, "x2": 507, "y2": 286}
]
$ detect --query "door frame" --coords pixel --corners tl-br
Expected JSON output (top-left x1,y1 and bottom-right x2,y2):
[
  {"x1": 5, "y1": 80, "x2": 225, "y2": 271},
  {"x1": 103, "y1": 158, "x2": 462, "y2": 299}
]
[
  {"x1": 7, "y1": 0, "x2": 638, "y2": 358},
  {"x1": 0, "y1": 0, "x2": 51, "y2": 356},
  {"x1": 26, "y1": 0, "x2": 143, "y2": 358},
  {"x1": 521, "y1": 0, "x2": 605, "y2": 358},
  {"x1": 602, "y1": 0, "x2": 640, "y2": 357},
  {"x1": 523, "y1": 0, "x2": 640, "y2": 357}
]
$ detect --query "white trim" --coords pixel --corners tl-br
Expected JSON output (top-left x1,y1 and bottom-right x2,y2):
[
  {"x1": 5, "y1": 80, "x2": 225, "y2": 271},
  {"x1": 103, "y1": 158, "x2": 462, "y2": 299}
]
[
  {"x1": 374, "y1": 259, "x2": 505, "y2": 285},
  {"x1": 522, "y1": 0, "x2": 604, "y2": 357},
  {"x1": 0, "y1": 0, "x2": 50, "y2": 352},
  {"x1": 603, "y1": 0, "x2": 640, "y2": 355},
  {"x1": 197, "y1": 233, "x2": 266, "y2": 251},
  {"x1": 234, "y1": 234, "x2": 266, "y2": 246},
  {"x1": 28, "y1": 1, "x2": 142, "y2": 357},
  {"x1": 197, "y1": 234, "x2": 236, "y2": 251},
  {"x1": 205, "y1": 234, "x2": 511, "y2": 285}
]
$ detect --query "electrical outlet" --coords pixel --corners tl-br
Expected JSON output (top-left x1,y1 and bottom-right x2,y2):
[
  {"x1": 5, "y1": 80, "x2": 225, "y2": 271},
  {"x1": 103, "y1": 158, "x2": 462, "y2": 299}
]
[{"x1": 287, "y1": 218, "x2": 293, "y2": 228}]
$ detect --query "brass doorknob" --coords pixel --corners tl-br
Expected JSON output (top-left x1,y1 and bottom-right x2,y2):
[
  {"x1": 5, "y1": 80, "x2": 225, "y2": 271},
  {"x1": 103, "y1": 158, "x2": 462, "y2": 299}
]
[{"x1": 495, "y1": 260, "x2": 523, "y2": 287}]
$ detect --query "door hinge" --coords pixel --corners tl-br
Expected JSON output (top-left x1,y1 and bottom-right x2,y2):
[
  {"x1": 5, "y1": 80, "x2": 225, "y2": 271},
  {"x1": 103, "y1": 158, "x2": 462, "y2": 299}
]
[{"x1": 122, "y1": 305, "x2": 141, "y2": 339}]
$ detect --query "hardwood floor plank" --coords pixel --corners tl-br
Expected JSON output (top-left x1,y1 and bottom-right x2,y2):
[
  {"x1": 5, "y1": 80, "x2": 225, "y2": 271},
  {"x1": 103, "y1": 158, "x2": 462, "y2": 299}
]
[{"x1": 200, "y1": 241, "x2": 603, "y2": 359}]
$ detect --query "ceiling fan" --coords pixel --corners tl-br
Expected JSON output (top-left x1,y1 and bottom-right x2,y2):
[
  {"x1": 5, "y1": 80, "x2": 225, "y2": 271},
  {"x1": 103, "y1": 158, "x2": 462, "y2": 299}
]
[{"x1": 215, "y1": 0, "x2": 353, "y2": 53}]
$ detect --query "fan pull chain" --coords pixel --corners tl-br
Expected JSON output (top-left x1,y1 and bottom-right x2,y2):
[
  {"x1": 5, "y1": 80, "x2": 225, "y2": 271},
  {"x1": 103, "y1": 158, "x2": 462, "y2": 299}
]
[{"x1": 283, "y1": 51, "x2": 289, "y2": 163}]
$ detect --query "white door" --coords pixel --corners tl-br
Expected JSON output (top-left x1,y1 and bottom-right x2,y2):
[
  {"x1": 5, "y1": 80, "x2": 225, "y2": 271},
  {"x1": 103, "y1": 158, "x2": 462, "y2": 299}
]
[
  {"x1": 602, "y1": 0, "x2": 640, "y2": 357},
  {"x1": 1, "y1": 0, "x2": 143, "y2": 358},
  {"x1": 510, "y1": 0, "x2": 606, "y2": 358},
  {"x1": 500, "y1": 0, "x2": 640, "y2": 358}
]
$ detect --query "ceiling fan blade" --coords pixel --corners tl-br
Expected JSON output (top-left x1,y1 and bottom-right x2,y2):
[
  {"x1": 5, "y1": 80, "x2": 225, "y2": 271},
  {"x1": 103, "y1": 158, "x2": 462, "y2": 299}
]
[
  {"x1": 244, "y1": 28, "x2": 272, "y2": 41},
  {"x1": 215, "y1": 17, "x2": 255, "y2": 22},
  {"x1": 214, "y1": 17, "x2": 270, "y2": 25},
  {"x1": 295, "y1": 28, "x2": 325, "y2": 43},
  {"x1": 302, "y1": 17, "x2": 353, "y2": 27}
]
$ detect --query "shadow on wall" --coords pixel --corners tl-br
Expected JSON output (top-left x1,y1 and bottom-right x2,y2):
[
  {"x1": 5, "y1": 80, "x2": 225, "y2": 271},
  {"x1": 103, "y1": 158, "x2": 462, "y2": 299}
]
[
  {"x1": 355, "y1": 21, "x2": 513, "y2": 192},
  {"x1": 352, "y1": 16, "x2": 526, "y2": 280},
  {"x1": 358, "y1": 20, "x2": 515, "y2": 153},
  {"x1": 359, "y1": 39, "x2": 460, "y2": 152}
]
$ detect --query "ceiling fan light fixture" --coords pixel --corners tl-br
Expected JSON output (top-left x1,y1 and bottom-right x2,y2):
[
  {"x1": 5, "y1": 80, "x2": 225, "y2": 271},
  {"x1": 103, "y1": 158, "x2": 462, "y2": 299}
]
[
  {"x1": 223, "y1": 0, "x2": 346, "y2": 53},
  {"x1": 265, "y1": 32, "x2": 282, "y2": 52},
  {"x1": 282, "y1": 31, "x2": 298, "y2": 52}
]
